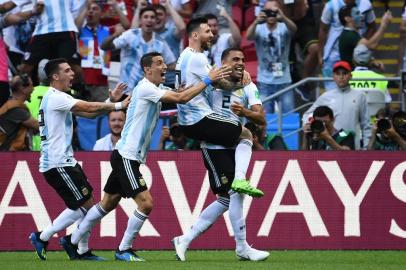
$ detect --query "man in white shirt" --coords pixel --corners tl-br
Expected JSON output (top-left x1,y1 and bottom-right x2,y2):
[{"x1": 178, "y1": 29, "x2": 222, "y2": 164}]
[
  {"x1": 93, "y1": 110, "x2": 125, "y2": 151},
  {"x1": 60, "y1": 52, "x2": 229, "y2": 262},
  {"x1": 29, "y1": 58, "x2": 129, "y2": 261},
  {"x1": 173, "y1": 48, "x2": 269, "y2": 262}
]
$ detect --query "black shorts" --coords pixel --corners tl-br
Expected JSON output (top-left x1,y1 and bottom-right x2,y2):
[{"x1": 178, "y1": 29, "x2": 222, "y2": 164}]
[
  {"x1": 294, "y1": 17, "x2": 318, "y2": 54},
  {"x1": 24, "y1": 31, "x2": 80, "y2": 65},
  {"x1": 201, "y1": 148, "x2": 235, "y2": 194},
  {"x1": 104, "y1": 150, "x2": 148, "y2": 198},
  {"x1": 181, "y1": 114, "x2": 241, "y2": 147},
  {"x1": 42, "y1": 164, "x2": 93, "y2": 210}
]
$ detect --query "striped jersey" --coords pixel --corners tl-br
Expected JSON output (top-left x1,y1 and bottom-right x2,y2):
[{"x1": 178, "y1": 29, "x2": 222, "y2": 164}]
[
  {"x1": 176, "y1": 47, "x2": 214, "y2": 125},
  {"x1": 33, "y1": 0, "x2": 84, "y2": 36},
  {"x1": 113, "y1": 29, "x2": 176, "y2": 94},
  {"x1": 115, "y1": 78, "x2": 167, "y2": 163},
  {"x1": 202, "y1": 82, "x2": 262, "y2": 150},
  {"x1": 209, "y1": 82, "x2": 262, "y2": 125},
  {"x1": 39, "y1": 87, "x2": 79, "y2": 172}
]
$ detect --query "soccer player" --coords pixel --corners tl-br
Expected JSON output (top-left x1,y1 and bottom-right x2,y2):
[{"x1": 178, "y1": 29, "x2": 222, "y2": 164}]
[
  {"x1": 59, "y1": 52, "x2": 230, "y2": 262},
  {"x1": 173, "y1": 48, "x2": 270, "y2": 261},
  {"x1": 29, "y1": 58, "x2": 130, "y2": 261},
  {"x1": 176, "y1": 17, "x2": 263, "y2": 197}
]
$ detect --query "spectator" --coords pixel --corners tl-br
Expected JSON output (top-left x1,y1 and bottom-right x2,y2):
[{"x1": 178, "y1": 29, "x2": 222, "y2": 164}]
[
  {"x1": 101, "y1": 6, "x2": 176, "y2": 95},
  {"x1": 99, "y1": 0, "x2": 132, "y2": 27},
  {"x1": 146, "y1": 0, "x2": 193, "y2": 19},
  {"x1": 318, "y1": 0, "x2": 376, "y2": 90},
  {"x1": 93, "y1": 110, "x2": 126, "y2": 150},
  {"x1": 400, "y1": 5, "x2": 406, "y2": 72},
  {"x1": 0, "y1": 74, "x2": 38, "y2": 151},
  {"x1": 194, "y1": 0, "x2": 233, "y2": 31},
  {"x1": 368, "y1": 109, "x2": 406, "y2": 150},
  {"x1": 26, "y1": 58, "x2": 49, "y2": 151},
  {"x1": 76, "y1": 1, "x2": 128, "y2": 101},
  {"x1": 0, "y1": 1, "x2": 44, "y2": 107},
  {"x1": 246, "y1": 0, "x2": 297, "y2": 113},
  {"x1": 302, "y1": 61, "x2": 371, "y2": 149},
  {"x1": 302, "y1": 105, "x2": 355, "y2": 150},
  {"x1": 158, "y1": 121, "x2": 197, "y2": 150},
  {"x1": 205, "y1": 11, "x2": 241, "y2": 67},
  {"x1": 18, "y1": 0, "x2": 84, "y2": 82},
  {"x1": 245, "y1": 122, "x2": 287, "y2": 150},
  {"x1": 350, "y1": 44, "x2": 391, "y2": 104},
  {"x1": 338, "y1": 6, "x2": 392, "y2": 66},
  {"x1": 154, "y1": 1, "x2": 186, "y2": 59}
]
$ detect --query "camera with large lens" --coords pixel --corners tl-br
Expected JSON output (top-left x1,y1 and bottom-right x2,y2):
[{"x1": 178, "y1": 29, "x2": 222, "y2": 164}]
[
  {"x1": 310, "y1": 119, "x2": 325, "y2": 134},
  {"x1": 377, "y1": 118, "x2": 391, "y2": 133},
  {"x1": 262, "y1": 9, "x2": 278, "y2": 17}
]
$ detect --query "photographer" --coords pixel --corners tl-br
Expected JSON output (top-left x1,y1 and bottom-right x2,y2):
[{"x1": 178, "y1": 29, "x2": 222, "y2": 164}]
[
  {"x1": 367, "y1": 110, "x2": 406, "y2": 150},
  {"x1": 302, "y1": 106, "x2": 355, "y2": 150}
]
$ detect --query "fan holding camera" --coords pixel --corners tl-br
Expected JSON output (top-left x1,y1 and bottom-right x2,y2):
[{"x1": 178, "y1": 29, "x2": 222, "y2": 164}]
[
  {"x1": 367, "y1": 109, "x2": 406, "y2": 150},
  {"x1": 302, "y1": 105, "x2": 355, "y2": 150}
]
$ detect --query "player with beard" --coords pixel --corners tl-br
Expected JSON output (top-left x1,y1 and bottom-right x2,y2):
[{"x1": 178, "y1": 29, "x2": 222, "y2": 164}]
[
  {"x1": 29, "y1": 58, "x2": 130, "y2": 261},
  {"x1": 175, "y1": 17, "x2": 263, "y2": 198},
  {"x1": 173, "y1": 48, "x2": 269, "y2": 261},
  {"x1": 59, "y1": 52, "x2": 230, "y2": 262}
]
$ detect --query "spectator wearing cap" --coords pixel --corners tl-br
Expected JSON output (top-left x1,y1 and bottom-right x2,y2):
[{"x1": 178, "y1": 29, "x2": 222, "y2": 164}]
[
  {"x1": 318, "y1": 0, "x2": 376, "y2": 91},
  {"x1": 26, "y1": 59, "x2": 49, "y2": 151},
  {"x1": 338, "y1": 6, "x2": 392, "y2": 67},
  {"x1": 205, "y1": 11, "x2": 241, "y2": 68},
  {"x1": 246, "y1": 0, "x2": 297, "y2": 114},
  {"x1": 302, "y1": 60, "x2": 371, "y2": 149},
  {"x1": 350, "y1": 44, "x2": 391, "y2": 104}
]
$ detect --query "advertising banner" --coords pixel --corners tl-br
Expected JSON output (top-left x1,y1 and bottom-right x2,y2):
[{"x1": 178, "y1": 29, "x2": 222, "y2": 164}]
[{"x1": 1, "y1": 151, "x2": 406, "y2": 250}]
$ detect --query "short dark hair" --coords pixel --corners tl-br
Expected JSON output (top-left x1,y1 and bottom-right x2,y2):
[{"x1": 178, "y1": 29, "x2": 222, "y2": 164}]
[
  {"x1": 140, "y1": 52, "x2": 162, "y2": 72},
  {"x1": 108, "y1": 109, "x2": 126, "y2": 118},
  {"x1": 313, "y1": 106, "x2": 334, "y2": 119},
  {"x1": 44, "y1": 58, "x2": 69, "y2": 81},
  {"x1": 140, "y1": 6, "x2": 157, "y2": 18},
  {"x1": 186, "y1": 17, "x2": 208, "y2": 37},
  {"x1": 10, "y1": 74, "x2": 31, "y2": 93},
  {"x1": 204, "y1": 13, "x2": 218, "y2": 21},
  {"x1": 153, "y1": 4, "x2": 166, "y2": 13},
  {"x1": 338, "y1": 4, "x2": 355, "y2": 26},
  {"x1": 221, "y1": 47, "x2": 243, "y2": 61}
]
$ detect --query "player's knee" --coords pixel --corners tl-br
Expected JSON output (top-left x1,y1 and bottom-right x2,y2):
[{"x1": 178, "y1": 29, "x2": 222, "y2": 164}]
[
  {"x1": 240, "y1": 127, "x2": 253, "y2": 141},
  {"x1": 100, "y1": 193, "x2": 121, "y2": 212},
  {"x1": 307, "y1": 43, "x2": 319, "y2": 57},
  {"x1": 138, "y1": 199, "x2": 154, "y2": 215},
  {"x1": 81, "y1": 197, "x2": 95, "y2": 210}
]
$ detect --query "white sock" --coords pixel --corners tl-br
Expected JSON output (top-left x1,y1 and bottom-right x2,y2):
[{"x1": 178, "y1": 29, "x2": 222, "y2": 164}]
[
  {"x1": 40, "y1": 208, "x2": 85, "y2": 242},
  {"x1": 181, "y1": 197, "x2": 229, "y2": 246},
  {"x1": 71, "y1": 204, "x2": 108, "y2": 245},
  {"x1": 229, "y1": 191, "x2": 249, "y2": 250},
  {"x1": 234, "y1": 139, "x2": 253, "y2": 180},
  {"x1": 118, "y1": 209, "x2": 148, "y2": 251},
  {"x1": 77, "y1": 231, "x2": 90, "y2": 255}
]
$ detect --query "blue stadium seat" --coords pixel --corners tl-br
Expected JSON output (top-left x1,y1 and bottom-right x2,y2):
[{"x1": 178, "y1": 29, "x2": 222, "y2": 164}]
[
  {"x1": 266, "y1": 113, "x2": 300, "y2": 150},
  {"x1": 76, "y1": 115, "x2": 110, "y2": 150}
]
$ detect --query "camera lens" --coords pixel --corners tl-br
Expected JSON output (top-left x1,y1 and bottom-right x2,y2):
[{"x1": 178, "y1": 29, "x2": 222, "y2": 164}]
[
  {"x1": 310, "y1": 120, "x2": 325, "y2": 133},
  {"x1": 377, "y1": 118, "x2": 391, "y2": 132}
]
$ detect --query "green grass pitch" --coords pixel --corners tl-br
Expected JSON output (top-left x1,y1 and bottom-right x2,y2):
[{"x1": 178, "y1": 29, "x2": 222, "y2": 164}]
[{"x1": 1, "y1": 250, "x2": 406, "y2": 270}]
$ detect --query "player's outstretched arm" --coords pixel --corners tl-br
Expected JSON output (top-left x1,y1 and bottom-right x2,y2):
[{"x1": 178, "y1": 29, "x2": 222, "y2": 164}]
[
  {"x1": 71, "y1": 96, "x2": 130, "y2": 118},
  {"x1": 160, "y1": 65, "x2": 231, "y2": 104}
]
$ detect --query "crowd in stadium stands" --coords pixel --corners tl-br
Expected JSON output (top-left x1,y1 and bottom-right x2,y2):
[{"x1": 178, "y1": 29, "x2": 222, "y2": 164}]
[{"x1": 0, "y1": 0, "x2": 406, "y2": 152}]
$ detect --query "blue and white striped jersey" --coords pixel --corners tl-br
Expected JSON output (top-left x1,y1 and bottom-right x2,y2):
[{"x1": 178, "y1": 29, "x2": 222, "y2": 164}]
[
  {"x1": 113, "y1": 29, "x2": 176, "y2": 94},
  {"x1": 208, "y1": 82, "x2": 262, "y2": 125},
  {"x1": 176, "y1": 47, "x2": 214, "y2": 125},
  {"x1": 32, "y1": 0, "x2": 84, "y2": 36},
  {"x1": 39, "y1": 87, "x2": 79, "y2": 172},
  {"x1": 116, "y1": 78, "x2": 167, "y2": 163}
]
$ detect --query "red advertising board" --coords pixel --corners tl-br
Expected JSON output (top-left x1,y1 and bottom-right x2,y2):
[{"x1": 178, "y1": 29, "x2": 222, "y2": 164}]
[{"x1": 1, "y1": 151, "x2": 406, "y2": 251}]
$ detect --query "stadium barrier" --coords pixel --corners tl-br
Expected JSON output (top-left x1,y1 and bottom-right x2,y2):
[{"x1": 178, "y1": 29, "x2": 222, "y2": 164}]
[{"x1": 1, "y1": 151, "x2": 406, "y2": 251}]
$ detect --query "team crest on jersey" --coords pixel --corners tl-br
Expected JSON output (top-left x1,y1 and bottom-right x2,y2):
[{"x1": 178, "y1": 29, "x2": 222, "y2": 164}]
[
  {"x1": 234, "y1": 89, "x2": 244, "y2": 97},
  {"x1": 139, "y1": 177, "x2": 146, "y2": 186},
  {"x1": 81, "y1": 187, "x2": 89, "y2": 196},
  {"x1": 221, "y1": 175, "x2": 228, "y2": 184}
]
